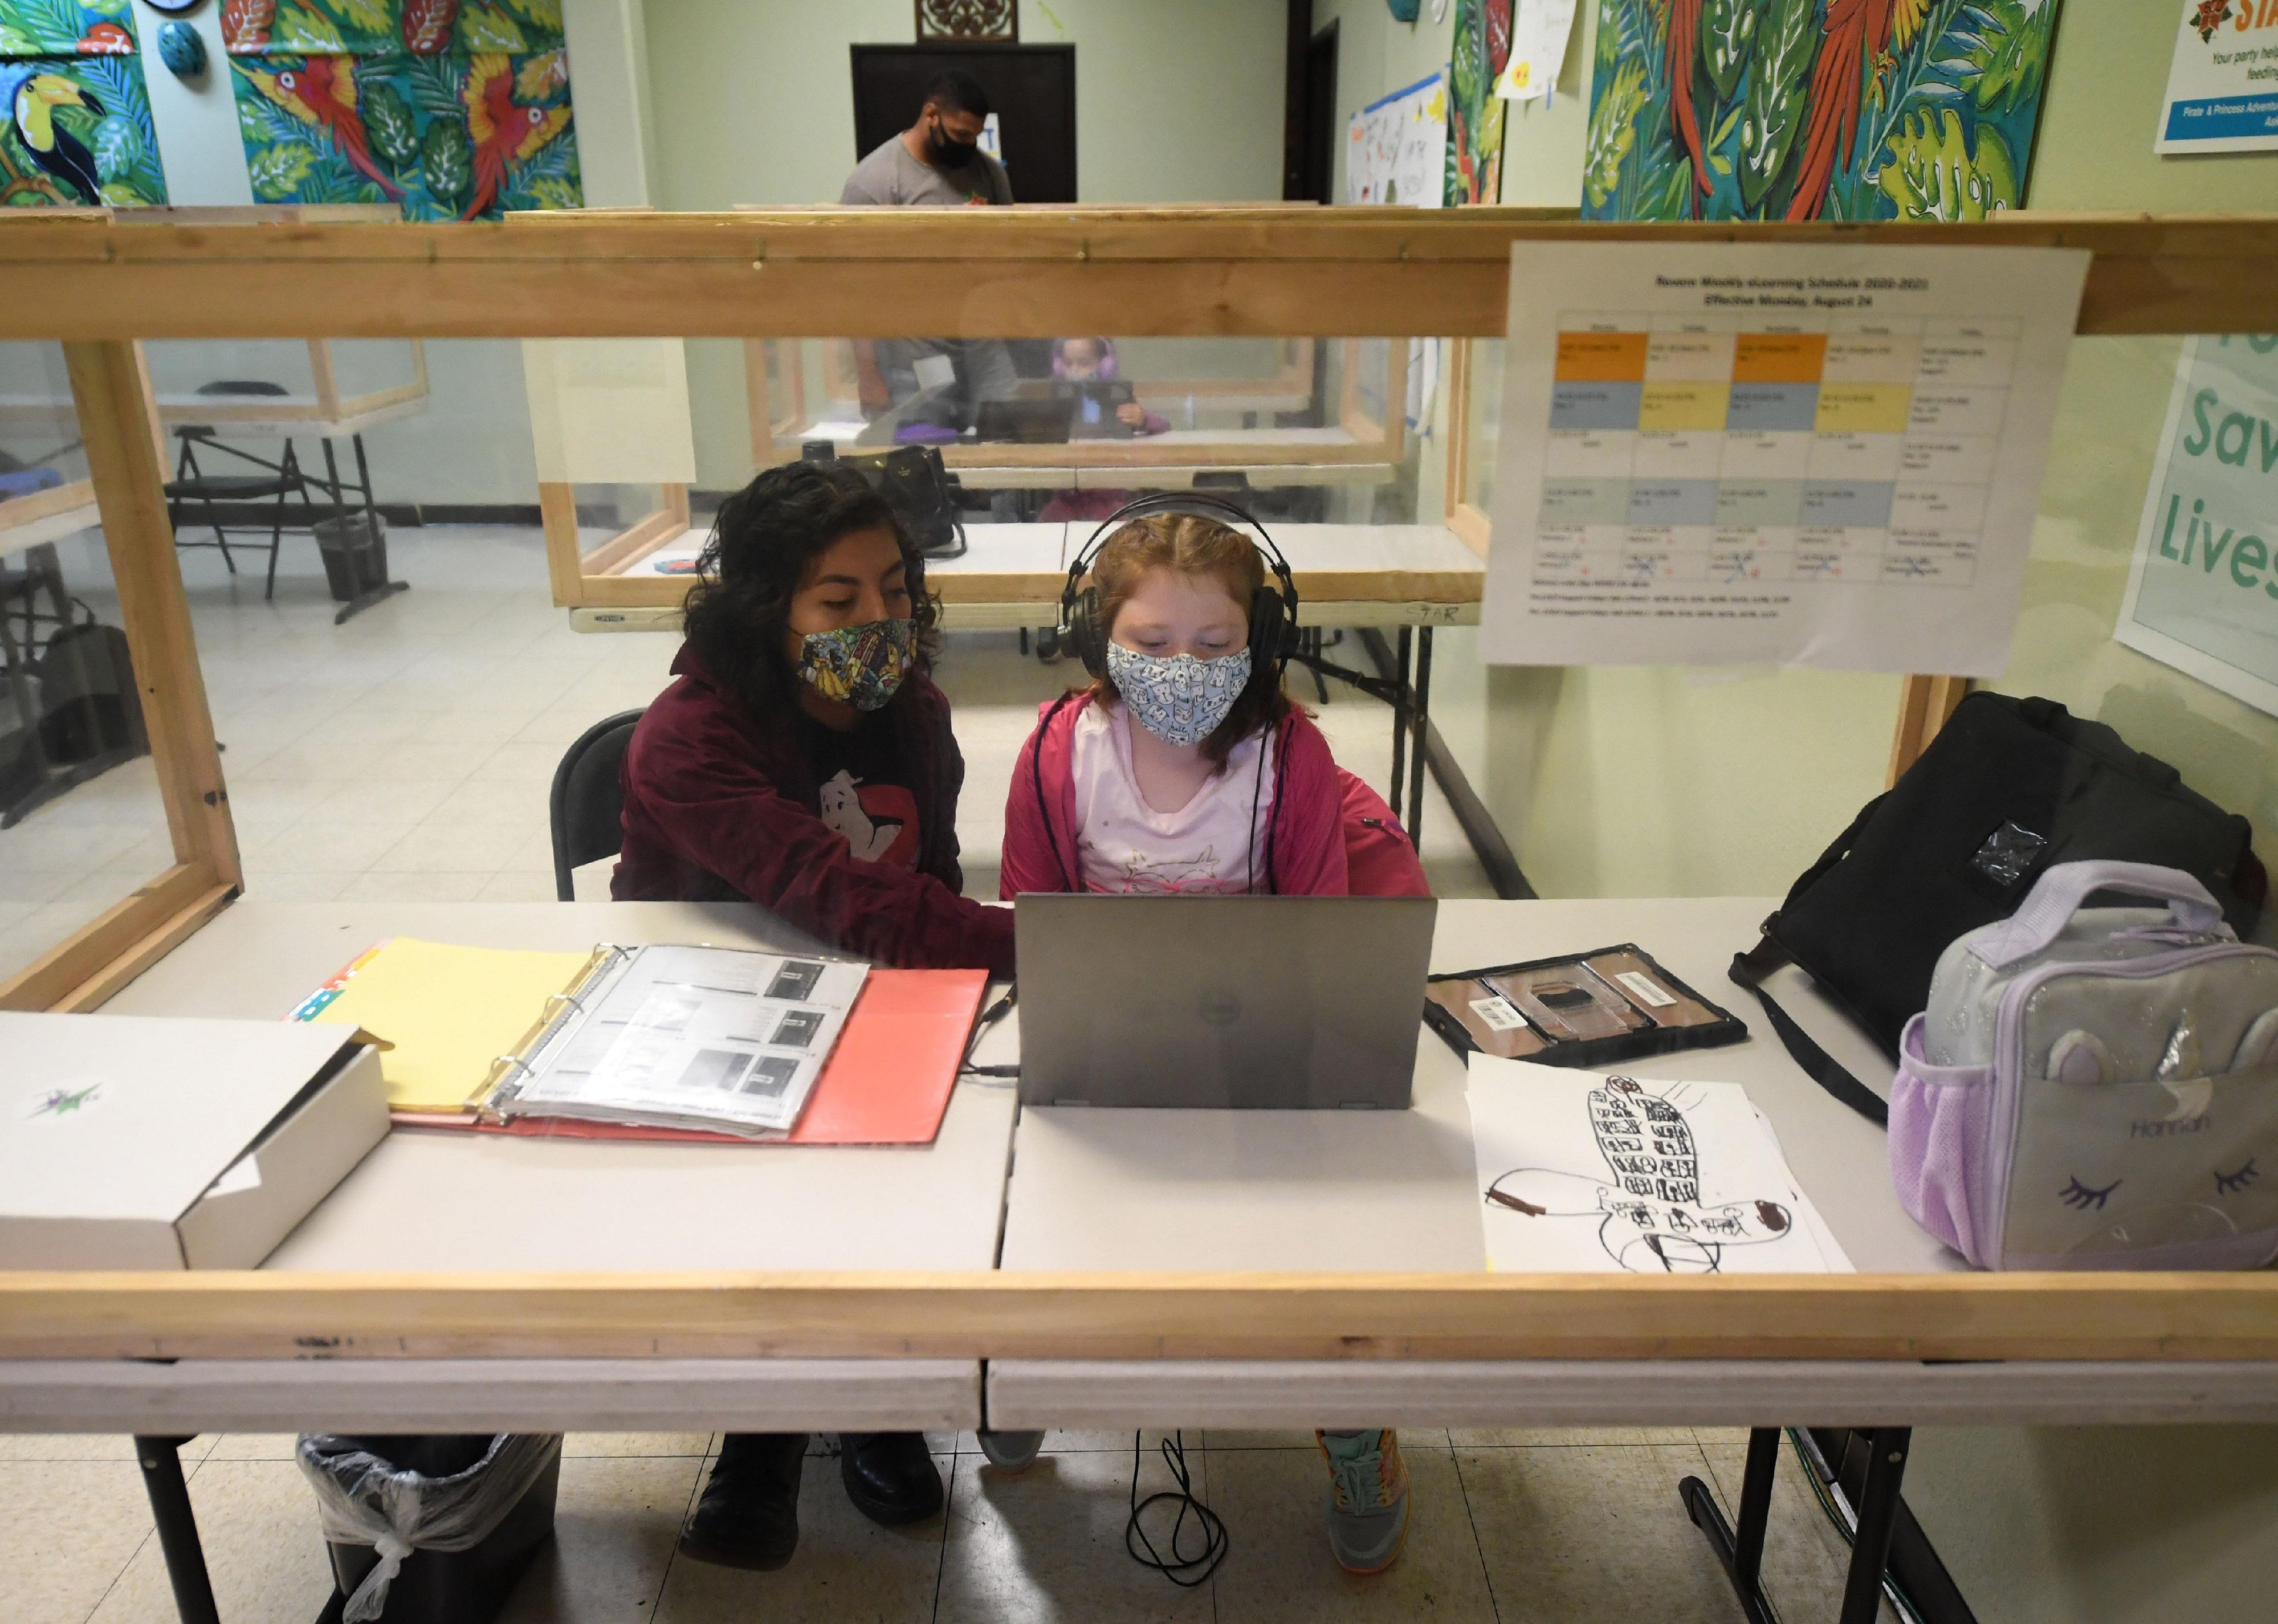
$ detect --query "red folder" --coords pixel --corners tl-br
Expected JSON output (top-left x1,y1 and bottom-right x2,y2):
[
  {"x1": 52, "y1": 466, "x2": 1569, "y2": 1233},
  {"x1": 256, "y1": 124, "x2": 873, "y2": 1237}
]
[{"x1": 398, "y1": 968, "x2": 989, "y2": 1148}]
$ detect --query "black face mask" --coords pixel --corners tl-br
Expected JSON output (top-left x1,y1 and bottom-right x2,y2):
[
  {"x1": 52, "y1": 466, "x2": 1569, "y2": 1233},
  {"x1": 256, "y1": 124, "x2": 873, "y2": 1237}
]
[{"x1": 927, "y1": 116, "x2": 979, "y2": 167}]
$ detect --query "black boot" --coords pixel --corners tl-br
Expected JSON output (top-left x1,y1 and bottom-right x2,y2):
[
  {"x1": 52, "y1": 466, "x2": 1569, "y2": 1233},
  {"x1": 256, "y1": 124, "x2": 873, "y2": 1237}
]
[
  {"x1": 838, "y1": 1431, "x2": 942, "y2": 1526},
  {"x1": 678, "y1": 1432, "x2": 806, "y2": 1570}
]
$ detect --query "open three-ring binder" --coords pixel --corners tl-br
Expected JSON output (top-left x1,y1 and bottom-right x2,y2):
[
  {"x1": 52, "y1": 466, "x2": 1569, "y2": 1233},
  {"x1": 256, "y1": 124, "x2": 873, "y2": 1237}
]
[{"x1": 297, "y1": 937, "x2": 987, "y2": 1145}]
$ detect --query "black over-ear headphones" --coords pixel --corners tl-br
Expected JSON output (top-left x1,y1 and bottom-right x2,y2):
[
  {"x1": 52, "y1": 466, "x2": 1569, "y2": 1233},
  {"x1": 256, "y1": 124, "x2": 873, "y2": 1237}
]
[{"x1": 1058, "y1": 492, "x2": 1301, "y2": 682}]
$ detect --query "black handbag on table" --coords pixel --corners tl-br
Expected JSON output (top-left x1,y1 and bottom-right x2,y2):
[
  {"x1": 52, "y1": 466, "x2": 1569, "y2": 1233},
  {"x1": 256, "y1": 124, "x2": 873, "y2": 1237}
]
[
  {"x1": 837, "y1": 445, "x2": 967, "y2": 561},
  {"x1": 1731, "y1": 692, "x2": 2265, "y2": 1124}
]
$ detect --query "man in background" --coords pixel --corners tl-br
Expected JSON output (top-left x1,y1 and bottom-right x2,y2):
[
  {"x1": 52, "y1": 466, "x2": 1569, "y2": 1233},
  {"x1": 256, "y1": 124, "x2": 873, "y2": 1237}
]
[{"x1": 839, "y1": 71, "x2": 1017, "y2": 422}]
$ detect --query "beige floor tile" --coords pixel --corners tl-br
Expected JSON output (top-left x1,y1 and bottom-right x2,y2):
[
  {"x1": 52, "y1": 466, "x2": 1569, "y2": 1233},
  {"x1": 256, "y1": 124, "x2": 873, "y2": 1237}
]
[
  {"x1": 336, "y1": 868, "x2": 499, "y2": 903},
  {"x1": 89, "y1": 1459, "x2": 336, "y2": 1624},
  {"x1": 0, "y1": 1460, "x2": 156, "y2": 1624},
  {"x1": 237, "y1": 870, "x2": 356, "y2": 903},
  {"x1": 1457, "y1": 1443, "x2": 1746, "y2": 1623},
  {"x1": 563, "y1": 1432, "x2": 715, "y2": 1458},
  {"x1": 477, "y1": 867, "x2": 566, "y2": 902},
  {"x1": 1700, "y1": 1439, "x2": 1902, "y2": 1624},
  {"x1": 1448, "y1": 1426, "x2": 1699, "y2": 1447},
  {"x1": 368, "y1": 816, "x2": 535, "y2": 872},
  {"x1": 500, "y1": 1455, "x2": 702, "y2": 1624},
  {"x1": 1209, "y1": 1427, "x2": 1450, "y2": 1451},
  {"x1": 301, "y1": 772, "x2": 468, "y2": 827},
  {"x1": 935, "y1": 1445, "x2": 1214, "y2": 1623},
  {"x1": 248, "y1": 817, "x2": 418, "y2": 874},
  {"x1": 1207, "y1": 1442, "x2": 1496, "y2": 1621},
  {"x1": 202, "y1": 1433, "x2": 302, "y2": 1460},
  {"x1": 0, "y1": 1433, "x2": 216, "y2": 1463},
  {"x1": 656, "y1": 1450, "x2": 949, "y2": 1623}
]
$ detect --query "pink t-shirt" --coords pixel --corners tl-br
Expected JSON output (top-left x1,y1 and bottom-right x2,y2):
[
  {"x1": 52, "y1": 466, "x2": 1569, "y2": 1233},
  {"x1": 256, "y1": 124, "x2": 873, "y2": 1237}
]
[{"x1": 1070, "y1": 702, "x2": 1275, "y2": 894}]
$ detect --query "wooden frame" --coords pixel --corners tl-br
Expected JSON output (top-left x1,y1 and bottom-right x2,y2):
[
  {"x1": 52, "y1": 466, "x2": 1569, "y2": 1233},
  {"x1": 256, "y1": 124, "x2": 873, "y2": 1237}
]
[
  {"x1": 148, "y1": 337, "x2": 429, "y2": 432},
  {"x1": 9, "y1": 209, "x2": 2278, "y2": 1361},
  {"x1": 6, "y1": 1270, "x2": 2278, "y2": 1362}
]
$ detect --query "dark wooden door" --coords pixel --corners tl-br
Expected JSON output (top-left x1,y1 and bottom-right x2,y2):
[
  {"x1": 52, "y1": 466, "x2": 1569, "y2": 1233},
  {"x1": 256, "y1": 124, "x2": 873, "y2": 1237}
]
[{"x1": 849, "y1": 44, "x2": 1078, "y2": 204}]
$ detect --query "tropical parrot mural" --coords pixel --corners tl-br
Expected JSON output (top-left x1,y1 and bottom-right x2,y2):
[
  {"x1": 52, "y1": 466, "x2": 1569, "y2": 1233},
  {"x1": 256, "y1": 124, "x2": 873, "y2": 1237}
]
[
  {"x1": 223, "y1": 0, "x2": 577, "y2": 219},
  {"x1": 1580, "y1": 0, "x2": 2062, "y2": 222},
  {"x1": 1, "y1": 0, "x2": 165, "y2": 206},
  {"x1": 1445, "y1": 0, "x2": 1511, "y2": 206},
  {"x1": 0, "y1": 54, "x2": 166, "y2": 206},
  {"x1": 0, "y1": 0, "x2": 137, "y2": 56}
]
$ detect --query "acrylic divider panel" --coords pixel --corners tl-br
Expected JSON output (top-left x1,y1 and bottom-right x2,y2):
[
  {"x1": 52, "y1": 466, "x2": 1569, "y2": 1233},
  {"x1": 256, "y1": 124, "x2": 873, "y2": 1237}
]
[{"x1": 0, "y1": 338, "x2": 168, "y2": 994}]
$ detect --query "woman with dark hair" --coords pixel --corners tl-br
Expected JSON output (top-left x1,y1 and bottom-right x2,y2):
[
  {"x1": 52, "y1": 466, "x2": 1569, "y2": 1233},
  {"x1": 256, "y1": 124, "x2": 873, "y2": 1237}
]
[{"x1": 612, "y1": 461, "x2": 1009, "y2": 1570}]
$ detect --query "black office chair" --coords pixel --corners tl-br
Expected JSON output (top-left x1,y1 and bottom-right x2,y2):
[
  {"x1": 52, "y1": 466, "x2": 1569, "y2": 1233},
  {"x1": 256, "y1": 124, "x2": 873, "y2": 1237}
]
[{"x1": 548, "y1": 708, "x2": 645, "y2": 901}]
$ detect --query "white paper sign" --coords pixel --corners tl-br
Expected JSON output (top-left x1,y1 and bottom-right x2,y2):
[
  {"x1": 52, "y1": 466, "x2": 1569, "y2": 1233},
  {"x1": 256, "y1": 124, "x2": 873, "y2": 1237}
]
[
  {"x1": 1467, "y1": 1060, "x2": 1848, "y2": 1274},
  {"x1": 1496, "y1": 0, "x2": 1578, "y2": 103},
  {"x1": 1481, "y1": 243, "x2": 2088, "y2": 673},
  {"x1": 2157, "y1": 0, "x2": 2278, "y2": 154},
  {"x1": 2115, "y1": 334, "x2": 2278, "y2": 716},
  {"x1": 1346, "y1": 73, "x2": 1447, "y2": 207}
]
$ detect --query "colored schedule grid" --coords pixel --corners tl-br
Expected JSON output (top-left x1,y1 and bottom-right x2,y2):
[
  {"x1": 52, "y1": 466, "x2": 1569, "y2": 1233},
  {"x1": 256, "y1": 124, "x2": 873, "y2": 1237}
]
[{"x1": 1536, "y1": 313, "x2": 2014, "y2": 589}]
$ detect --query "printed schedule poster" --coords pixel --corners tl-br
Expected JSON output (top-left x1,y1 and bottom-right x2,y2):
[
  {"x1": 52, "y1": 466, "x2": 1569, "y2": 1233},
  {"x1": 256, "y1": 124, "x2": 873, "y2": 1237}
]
[
  {"x1": 1481, "y1": 243, "x2": 2089, "y2": 672},
  {"x1": 2157, "y1": 0, "x2": 2278, "y2": 156},
  {"x1": 2116, "y1": 335, "x2": 2278, "y2": 717}
]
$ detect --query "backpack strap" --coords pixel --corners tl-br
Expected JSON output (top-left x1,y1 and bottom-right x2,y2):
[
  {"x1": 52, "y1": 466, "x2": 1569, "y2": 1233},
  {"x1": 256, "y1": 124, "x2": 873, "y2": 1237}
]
[{"x1": 1729, "y1": 933, "x2": 1890, "y2": 1127}]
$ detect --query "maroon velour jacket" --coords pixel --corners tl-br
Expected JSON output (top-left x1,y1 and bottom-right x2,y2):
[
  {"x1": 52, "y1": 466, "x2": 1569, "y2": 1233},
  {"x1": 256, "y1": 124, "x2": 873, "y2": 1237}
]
[{"x1": 610, "y1": 645, "x2": 1016, "y2": 975}]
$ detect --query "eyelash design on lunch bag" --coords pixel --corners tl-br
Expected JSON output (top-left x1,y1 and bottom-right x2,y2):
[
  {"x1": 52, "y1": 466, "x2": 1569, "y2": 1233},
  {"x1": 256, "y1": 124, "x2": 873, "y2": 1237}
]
[
  {"x1": 2059, "y1": 1176, "x2": 2118, "y2": 1211},
  {"x1": 2215, "y1": 1158, "x2": 2260, "y2": 1196}
]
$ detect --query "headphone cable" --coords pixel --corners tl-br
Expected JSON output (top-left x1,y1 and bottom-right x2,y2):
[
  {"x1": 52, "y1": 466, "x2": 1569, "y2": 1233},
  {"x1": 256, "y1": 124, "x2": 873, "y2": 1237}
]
[{"x1": 1124, "y1": 1430, "x2": 1229, "y2": 1587}]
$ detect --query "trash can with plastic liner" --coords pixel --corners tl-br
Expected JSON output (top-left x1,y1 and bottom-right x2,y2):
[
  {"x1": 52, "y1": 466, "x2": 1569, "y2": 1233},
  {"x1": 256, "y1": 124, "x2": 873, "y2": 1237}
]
[
  {"x1": 297, "y1": 1432, "x2": 563, "y2": 1624},
  {"x1": 312, "y1": 513, "x2": 390, "y2": 603}
]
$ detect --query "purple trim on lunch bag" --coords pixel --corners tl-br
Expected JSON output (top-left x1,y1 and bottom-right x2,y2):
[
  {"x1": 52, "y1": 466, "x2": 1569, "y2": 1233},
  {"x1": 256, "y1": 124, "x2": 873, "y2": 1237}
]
[{"x1": 1970, "y1": 861, "x2": 2228, "y2": 972}]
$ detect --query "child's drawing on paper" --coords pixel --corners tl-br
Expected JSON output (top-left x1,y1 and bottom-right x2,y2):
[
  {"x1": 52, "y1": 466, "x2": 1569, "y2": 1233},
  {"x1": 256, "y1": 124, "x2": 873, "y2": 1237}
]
[{"x1": 1481, "y1": 1075, "x2": 1794, "y2": 1272}]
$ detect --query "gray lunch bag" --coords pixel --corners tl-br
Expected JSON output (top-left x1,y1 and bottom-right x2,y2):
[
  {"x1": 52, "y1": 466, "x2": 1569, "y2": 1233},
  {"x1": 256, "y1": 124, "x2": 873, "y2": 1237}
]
[{"x1": 1890, "y1": 861, "x2": 2278, "y2": 1269}]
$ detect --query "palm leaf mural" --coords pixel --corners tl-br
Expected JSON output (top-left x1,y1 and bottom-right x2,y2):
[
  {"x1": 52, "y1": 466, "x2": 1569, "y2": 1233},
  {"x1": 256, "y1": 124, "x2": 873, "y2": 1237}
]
[{"x1": 1584, "y1": 0, "x2": 2061, "y2": 222}]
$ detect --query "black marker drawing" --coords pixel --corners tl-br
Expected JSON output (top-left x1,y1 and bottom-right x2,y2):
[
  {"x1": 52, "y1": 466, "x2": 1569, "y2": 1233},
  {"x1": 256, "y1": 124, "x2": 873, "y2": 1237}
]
[
  {"x1": 2059, "y1": 1175, "x2": 2118, "y2": 1211},
  {"x1": 1482, "y1": 1076, "x2": 1793, "y2": 1274},
  {"x1": 2216, "y1": 1158, "x2": 2260, "y2": 1196}
]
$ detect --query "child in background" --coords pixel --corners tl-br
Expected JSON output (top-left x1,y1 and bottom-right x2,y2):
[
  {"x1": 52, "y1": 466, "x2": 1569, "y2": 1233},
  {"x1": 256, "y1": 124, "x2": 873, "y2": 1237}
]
[
  {"x1": 1038, "y1": 337, "x2": 1171, "y2": 525},
  {"x1": 999, "y1": 505, "x2": 1427, "y2": 1573}
]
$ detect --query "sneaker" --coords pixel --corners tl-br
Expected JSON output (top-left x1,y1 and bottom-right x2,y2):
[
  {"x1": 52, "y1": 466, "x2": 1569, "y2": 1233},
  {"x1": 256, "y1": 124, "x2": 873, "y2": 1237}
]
[
  {"x1": 977, "y1": 1429, "x2": 1046, "y2": 1471},
  {"x1": 677, "y1": 1433, "x2": 805, "y2": 1570},
  {"x1": 1316, "y1": 1428, "x2": 1410, "y2": 1574}
]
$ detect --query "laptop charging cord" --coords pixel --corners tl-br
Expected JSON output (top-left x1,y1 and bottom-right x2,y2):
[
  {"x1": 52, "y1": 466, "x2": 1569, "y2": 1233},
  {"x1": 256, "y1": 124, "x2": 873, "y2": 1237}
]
[{"x1": 960, "y1": 982, "x2": 1021, "y2": 1083}]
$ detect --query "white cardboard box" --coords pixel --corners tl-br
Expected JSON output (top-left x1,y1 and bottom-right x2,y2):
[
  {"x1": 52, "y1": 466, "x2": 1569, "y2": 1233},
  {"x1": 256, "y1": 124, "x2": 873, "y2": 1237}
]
[{"x1": 0, "y1": 1013, "x2": 389, "y2": 1269}]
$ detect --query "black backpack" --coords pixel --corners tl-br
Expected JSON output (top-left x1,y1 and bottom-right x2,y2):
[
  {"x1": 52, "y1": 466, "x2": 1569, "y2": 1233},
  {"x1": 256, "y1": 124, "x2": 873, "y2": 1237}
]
[
  {"x1": 1731, "y1": 692, "x2": 2265, "y2": 1123},
  {"x1": 35, "y1": 621, "x2": 145, "y2": 764}
]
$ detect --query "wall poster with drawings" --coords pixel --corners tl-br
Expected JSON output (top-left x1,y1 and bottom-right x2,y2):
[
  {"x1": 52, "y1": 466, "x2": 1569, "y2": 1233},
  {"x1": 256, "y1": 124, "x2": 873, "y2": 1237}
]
[
  {"x1": 1467, "y1": 1059, "x2": 1849, "y2": 1273},
  {"x1": 1346, "y1": 71, "x2": 1446, "y2": 207}
]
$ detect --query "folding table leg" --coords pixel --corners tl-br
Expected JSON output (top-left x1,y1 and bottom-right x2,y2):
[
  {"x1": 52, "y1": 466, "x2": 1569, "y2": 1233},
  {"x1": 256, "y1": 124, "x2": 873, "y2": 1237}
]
[
  {"x1": 1406, "y1": 626, "x2": 1433, "y2": 844},
  {"x1": 1387, "y1": 626, "x2": 1413, "y2": 819},
  {"x1": 1840, "y1": 1427, "x2": 1912, "y2": 1624},
  {"x1": 133, "y1": 1435, "x2": 221, "y2": 1624},
  {"x1": 1680, "y1": 1425, "x2": 1779, "y2": 1624}
]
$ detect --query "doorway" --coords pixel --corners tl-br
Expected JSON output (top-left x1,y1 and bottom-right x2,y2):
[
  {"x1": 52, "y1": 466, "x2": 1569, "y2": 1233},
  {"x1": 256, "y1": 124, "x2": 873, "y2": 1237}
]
[
  {"x1": 849, "y1": 43, "x2": 1078, "y2": 205},
  {"x1": 1284, "y1": 3, "x2": 1338, "y2": 205}
]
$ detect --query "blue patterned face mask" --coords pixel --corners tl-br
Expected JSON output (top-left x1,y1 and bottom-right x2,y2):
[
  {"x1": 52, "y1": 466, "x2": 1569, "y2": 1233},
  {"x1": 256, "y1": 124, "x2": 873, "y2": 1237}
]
[
  {"x1": 1106, "y1": 642, "x2": 1252, "y2": 747},
  {"x1": 794, "y1": 618, "x2": 914, "y2": 711}
]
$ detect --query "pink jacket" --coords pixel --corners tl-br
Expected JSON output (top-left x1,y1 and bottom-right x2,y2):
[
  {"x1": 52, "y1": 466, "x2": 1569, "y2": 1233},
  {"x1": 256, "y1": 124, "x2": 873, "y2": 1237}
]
[{"x1": 1000, "y1": 693, "x2": 1429, "y2": 898}]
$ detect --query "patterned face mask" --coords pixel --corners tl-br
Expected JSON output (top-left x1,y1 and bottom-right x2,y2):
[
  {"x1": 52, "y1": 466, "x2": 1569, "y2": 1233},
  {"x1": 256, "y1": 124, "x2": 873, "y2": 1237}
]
[
  {"x1": 1106, "y1": 642, "x2": 1253, "y2": 747},
  {"x1": 794, "y1": 618, "x2": 914, "y2": 711}
]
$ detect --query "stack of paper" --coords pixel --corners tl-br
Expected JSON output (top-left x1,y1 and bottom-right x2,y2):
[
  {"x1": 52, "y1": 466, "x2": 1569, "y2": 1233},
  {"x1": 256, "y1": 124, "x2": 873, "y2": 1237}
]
[
  {"x1": 294, "y1": 939, "x2": 597, "y2": 1115},
  {"x1": 1465, "y1": 1056, "x2": 1851, "y2": 1274}
]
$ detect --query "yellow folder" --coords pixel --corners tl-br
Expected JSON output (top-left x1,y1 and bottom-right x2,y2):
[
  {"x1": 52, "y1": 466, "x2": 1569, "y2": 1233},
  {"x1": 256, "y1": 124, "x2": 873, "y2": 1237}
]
[{"x1": 295, "y1": 939, "x2": 601, "y2": 1112}]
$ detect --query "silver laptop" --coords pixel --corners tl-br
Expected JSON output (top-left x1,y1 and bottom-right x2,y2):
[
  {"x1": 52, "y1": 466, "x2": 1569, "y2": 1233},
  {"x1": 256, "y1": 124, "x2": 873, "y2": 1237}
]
[{"x1": 1014, "y1": 895, "x2": 1438, "y2": 1109}]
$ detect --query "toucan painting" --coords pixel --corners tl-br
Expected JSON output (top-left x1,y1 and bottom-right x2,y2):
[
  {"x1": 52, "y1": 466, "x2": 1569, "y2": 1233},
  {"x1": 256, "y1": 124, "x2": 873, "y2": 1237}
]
[{"x1": 2, "y1": 68, "x2": 105, "y2": 205}]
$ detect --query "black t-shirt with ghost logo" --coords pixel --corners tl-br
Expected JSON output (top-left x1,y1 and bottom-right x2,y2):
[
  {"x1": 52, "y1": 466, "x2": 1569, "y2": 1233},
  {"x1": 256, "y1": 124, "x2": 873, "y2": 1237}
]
[{"x1": 795, "y1": 712, "x2": 922, "y2": 869}]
